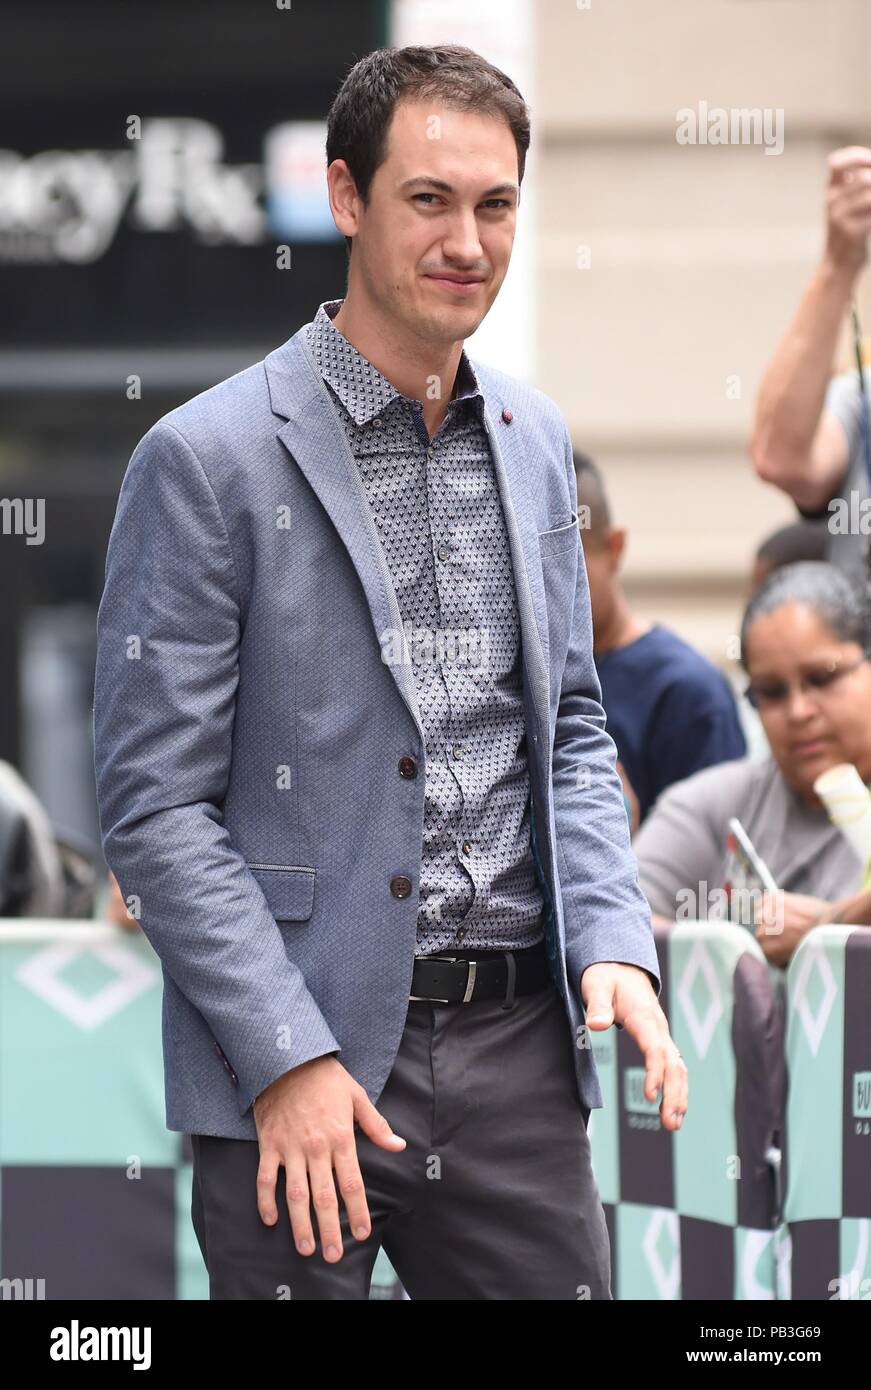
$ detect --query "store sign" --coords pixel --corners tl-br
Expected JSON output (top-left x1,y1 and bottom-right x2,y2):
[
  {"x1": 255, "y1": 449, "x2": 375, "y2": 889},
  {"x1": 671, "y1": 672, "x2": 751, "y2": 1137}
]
[{"x1": 0, "y1": 117, "x2": 338, "y2": 264}]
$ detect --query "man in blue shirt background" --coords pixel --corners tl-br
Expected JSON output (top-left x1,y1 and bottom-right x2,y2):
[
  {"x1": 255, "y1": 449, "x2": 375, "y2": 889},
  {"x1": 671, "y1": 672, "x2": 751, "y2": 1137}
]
[{"x1": 576, "y1": 451, "x2": 746, "y2": 826}]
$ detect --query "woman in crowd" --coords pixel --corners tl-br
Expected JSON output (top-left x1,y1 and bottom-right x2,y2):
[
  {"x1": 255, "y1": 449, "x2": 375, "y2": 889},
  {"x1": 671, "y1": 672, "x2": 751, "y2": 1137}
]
[{"x1": 632, "y1": 560, "x2": 871, "y2": 966}]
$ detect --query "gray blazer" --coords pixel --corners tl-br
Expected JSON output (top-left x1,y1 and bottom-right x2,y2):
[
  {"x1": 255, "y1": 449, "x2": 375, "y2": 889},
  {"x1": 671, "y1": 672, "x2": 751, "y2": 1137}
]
[{"x1": 93, "y1": 319, "x2": 660, "y2": 1139}]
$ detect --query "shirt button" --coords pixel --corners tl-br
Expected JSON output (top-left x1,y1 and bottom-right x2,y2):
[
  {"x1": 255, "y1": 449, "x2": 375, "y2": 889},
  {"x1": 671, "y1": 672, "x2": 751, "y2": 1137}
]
[
  {"x1": 462, "y1": 841, "x2": 472, "y2": 855},
  {"x1": 437, "y1": 544, "x2": 450, "y2": 561},
  {"x1": 455, "y1": 925, "x2": 467, "y2": 941},
  {"x1": 390, "y1": 875, "x2": 412, "y2": 899},
  {"x1": 427, "y1": 446, "x2": 435, "y2": 457},
  {"x1": 398, "y1": 756, "x2": 418, "y2": 779},
  {"x1": 452, "y1": 745, "x2": 464, "y2": 760},
  {"x1": 501, "y1": 407, "x2": 513, "y2": 423},
  {"x1": 373, "y1": 417, "x2": 382, "y2": 427}
]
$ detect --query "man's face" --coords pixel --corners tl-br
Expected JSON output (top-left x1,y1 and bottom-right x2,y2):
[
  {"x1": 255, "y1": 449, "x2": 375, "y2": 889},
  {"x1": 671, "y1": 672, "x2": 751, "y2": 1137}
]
[{"x1": 338, "y1": 98, "x2": 519, "y2": 347}]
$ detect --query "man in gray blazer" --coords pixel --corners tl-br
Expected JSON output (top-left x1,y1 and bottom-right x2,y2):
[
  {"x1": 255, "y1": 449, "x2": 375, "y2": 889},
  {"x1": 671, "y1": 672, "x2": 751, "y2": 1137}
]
[{"x1": 93, "y1": 43, "x2": 687, "y2": 1300}]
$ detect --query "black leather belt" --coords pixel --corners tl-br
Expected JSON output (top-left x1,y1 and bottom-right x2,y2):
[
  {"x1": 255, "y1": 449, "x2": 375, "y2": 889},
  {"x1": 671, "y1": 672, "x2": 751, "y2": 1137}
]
[{"x1": 410, "y1": 938, "x2": 551, "y2": 1008}]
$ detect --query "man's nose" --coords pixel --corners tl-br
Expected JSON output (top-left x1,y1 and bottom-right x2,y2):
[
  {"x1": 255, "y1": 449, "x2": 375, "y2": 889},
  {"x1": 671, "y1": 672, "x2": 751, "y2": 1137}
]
[{"x1": 440, "y1": 208, "x2": 485, "y2": 263}]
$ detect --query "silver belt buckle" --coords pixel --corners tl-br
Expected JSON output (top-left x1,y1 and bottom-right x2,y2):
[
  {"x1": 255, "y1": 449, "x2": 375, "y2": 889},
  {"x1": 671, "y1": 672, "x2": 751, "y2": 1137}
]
[
  {"x1": 410, "y1": 954, "x2": 477, "y2": 1004},
  {"x1": 460, "y1": 959, "x2": 477, "y2": 1003}
]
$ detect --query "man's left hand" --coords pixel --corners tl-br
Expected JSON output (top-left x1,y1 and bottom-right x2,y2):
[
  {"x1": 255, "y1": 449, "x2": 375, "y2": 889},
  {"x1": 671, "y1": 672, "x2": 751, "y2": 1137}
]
[{"x1": 581, "y1": 961, "x2": 687, "y2": 1132}]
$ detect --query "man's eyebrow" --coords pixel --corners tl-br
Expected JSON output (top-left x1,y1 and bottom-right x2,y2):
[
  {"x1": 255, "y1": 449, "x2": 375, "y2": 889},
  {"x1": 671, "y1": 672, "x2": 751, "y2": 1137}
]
[{"x1": 398, "y1": 176, "x2": 519, "y2": 197}]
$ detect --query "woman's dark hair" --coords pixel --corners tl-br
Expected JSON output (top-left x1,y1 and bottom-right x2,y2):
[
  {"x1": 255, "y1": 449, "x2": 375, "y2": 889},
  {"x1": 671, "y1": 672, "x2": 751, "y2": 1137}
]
[
  {"x1": 739, "y1": 560, "x2": 871, "y2": 669},
  {"x1": 754, "y1": 519, "x2": 829, "y2": 574},
  {"x1": 325, "y1": 44, "x2": 531, "y2": 256}
]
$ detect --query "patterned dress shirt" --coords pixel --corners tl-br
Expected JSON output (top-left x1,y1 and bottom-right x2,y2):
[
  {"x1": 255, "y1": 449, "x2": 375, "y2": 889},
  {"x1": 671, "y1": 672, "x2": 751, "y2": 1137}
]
[{"x1": 305, "y1": 298, "x2": 544, "y2": 953}]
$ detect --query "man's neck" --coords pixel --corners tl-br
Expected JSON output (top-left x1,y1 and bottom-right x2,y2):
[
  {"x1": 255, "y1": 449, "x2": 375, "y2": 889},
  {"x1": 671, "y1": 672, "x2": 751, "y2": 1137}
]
[
  {"x1": 331, "y1": 293, "x2": 463, "y2": 440},
  {"x1": 594, "y1": 602, "x2": 652, "y2": 656}
]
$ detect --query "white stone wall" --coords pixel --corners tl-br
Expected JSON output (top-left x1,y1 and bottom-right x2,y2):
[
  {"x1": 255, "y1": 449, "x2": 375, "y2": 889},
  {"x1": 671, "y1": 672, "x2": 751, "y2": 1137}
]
[{"x1": 536, "y1": 0, "x2": 871, "y2": 666}]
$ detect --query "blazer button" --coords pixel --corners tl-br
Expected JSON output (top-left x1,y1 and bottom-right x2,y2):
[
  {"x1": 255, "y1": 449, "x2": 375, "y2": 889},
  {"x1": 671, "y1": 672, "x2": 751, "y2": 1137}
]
[
  {"x1": 390, "y1": 875, "x2": 412, "y2": 898},
  {"x1": 398, "y1": 756, "x2": 418, "y2": 779}
]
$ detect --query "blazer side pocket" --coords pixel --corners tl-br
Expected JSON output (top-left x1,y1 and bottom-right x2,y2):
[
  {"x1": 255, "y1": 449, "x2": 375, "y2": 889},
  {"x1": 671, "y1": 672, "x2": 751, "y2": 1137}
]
[{"x1": 247, "y1": 864, "x2": 316, "y2": 922}]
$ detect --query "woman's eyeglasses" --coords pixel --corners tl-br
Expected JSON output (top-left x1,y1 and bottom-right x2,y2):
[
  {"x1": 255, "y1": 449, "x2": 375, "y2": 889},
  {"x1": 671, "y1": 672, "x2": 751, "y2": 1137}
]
[{"x1": 744, "y1": 650, "x2": 870, "y2": 710}]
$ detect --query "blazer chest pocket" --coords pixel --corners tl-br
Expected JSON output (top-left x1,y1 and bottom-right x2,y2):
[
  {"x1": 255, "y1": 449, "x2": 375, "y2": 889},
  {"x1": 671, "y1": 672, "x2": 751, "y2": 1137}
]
[
  {"x1": 537, "y1": 516, "x2": 579, "y2": 662},
  {"x1": 247, "y1": 864, "x2": 316, "y2": 922},
  {"x1": 538, "y1": 514, "x2": 579, "y2": 556}
]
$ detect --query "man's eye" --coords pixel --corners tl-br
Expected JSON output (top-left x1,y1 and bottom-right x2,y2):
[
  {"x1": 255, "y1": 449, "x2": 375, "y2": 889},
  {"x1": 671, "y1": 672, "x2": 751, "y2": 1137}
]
[
  {"x1": 806, "y1": 668, "x2": 838, "y2": 688},
  {"x1": 412, "y1": 194, "x2": 512, "y2": 209}
]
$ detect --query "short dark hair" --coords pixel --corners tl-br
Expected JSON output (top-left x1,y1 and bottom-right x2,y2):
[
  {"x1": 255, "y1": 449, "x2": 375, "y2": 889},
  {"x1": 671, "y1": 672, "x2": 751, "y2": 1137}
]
[
  {"x1": 572, "y1": 450, "x2": 612, "y2": 536},
  {"x1": 754, "y1": 520, "x2": 828, "y2": 576},
  {"x1": 739, "y1": 560, "x2": 871, "y2": 669},
  {"x1": 325, "y1": 44, "x2": 531, "y2": 256}
]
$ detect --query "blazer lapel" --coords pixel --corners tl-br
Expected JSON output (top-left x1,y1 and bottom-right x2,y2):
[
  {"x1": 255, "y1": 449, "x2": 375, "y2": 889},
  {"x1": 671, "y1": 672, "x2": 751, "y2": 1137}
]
[
  {"x1": 264, "y1": 326, "x2": 553, "y2": 751},
  {"x1": 266, "y1": 327, "x2": 424, "y2": 743},
  {"x1": 472, "y1": 362, "x2": 552, "y2": 740}
]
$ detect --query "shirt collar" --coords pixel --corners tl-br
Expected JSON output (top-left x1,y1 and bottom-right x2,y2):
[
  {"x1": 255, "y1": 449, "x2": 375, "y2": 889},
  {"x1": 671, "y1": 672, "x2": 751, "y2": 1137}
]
[{"x1": 306, "y1": 297, "x2": 485, "y2": 426}]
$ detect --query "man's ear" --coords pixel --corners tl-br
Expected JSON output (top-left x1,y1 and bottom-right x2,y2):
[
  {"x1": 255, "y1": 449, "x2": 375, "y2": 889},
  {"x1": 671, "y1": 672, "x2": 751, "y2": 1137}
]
[
  {"x1": 326, "y1": 158, "x2": 361, "y2": 242},
  {"x1": 606, "y1": 525, "x2": 627, "y2": 573}
]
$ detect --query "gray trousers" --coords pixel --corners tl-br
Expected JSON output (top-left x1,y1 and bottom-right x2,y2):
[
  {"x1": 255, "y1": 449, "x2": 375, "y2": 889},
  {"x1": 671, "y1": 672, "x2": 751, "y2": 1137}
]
[{"x1": 190, "y1": 977, "x2": 612, "y2": 1300}]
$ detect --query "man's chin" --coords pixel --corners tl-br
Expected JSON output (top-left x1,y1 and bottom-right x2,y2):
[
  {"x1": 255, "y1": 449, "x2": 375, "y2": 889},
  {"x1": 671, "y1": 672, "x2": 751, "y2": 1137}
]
[{"x1": 415, "y1": 296, "x2": 489, "y2": 341}]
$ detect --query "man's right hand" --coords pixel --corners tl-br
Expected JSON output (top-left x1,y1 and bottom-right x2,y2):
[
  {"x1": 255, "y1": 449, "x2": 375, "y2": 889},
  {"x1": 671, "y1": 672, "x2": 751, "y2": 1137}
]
[
  {"x1": 252, "y1": 1054, "x2": 406, "y2": 1262},
  {"x1": 825, "y1": 145, "x2": 871, "y2": 276}
]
